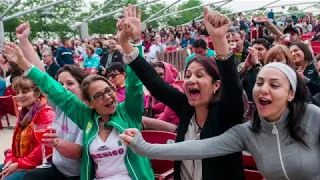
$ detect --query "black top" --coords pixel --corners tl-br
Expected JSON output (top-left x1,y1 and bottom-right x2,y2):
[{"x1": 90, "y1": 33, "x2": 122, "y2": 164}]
[
  {"x1": 100, "y1": 50, "x2": 124, "y2": 68},
  {"x1": 304, "y1": 62, "x2": 320, "y2": 96},
  {"x1": 46, "y1": 62, "x2": 61, "y2": 78},
  {"x1": 129, "y1": 54, "x2": 245, "y2": 180}
]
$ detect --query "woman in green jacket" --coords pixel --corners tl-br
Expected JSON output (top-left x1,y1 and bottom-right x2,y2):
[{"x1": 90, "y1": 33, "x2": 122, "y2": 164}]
[{"x1": 3, "y1": 37, "x2": 153, "y2": 180}]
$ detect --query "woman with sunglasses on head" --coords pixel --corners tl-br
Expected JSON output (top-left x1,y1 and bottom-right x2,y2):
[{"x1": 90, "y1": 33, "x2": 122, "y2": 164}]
[
  {"x1": 15, "y1": 22, "x2": 85, "y2": 180},
  {"x1": 4, "y1": 20, "x2": 153, "y2": 180},
  {"x1": 117, "y1": 6, "x2": 245, "y2": 180},
  {"x1": 121, "y1": 62, "x2": 320, "y2": 180}
]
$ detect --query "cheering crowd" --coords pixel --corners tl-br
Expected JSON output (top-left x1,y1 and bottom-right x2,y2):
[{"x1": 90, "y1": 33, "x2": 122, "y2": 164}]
[{"x1": 0, "y1": 3, "x2": 320, "y2": 180}]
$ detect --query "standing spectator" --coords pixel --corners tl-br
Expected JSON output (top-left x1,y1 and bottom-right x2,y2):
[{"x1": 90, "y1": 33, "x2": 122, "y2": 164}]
[
  {"x1": 83, "y1": 45, "x2": 100, "y2": 69},
  {"x1": 185, "y1": 39, "x2": 215, "y2": 65},
  {"x1": 100, "y1": 39, "x2": 123, "y2": 71},
  {"x1": 142, "y1": 36, "x2": 152, "y2": 53},
  {"x1": 229, "y1": 31, "x2": 249, "y2": 64},
  {"x1": 267, "y1": 9, "x2": 275, "y2": 24},
  {"x1": 42, "y1": 50, "x2": 60, "y2": 78},
  {"x1": 180, "y1": 31, "x2": 195, "y2": 48},
  {"x1": 147, "y1": 35, "x2": 165, "y2": 63},
  {"x1": 0, "y1": 64, "x2": 5, "y2": 96},
  {"x1": 56, "y1": 39, "x2": 74, "y2": 66},
  {"x1": 166, "y1": 34, "x2": 179, "y2": 47}
]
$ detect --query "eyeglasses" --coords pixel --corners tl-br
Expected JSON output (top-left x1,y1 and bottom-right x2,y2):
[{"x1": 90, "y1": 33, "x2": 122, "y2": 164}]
[
  {"x1": 90, "y1": 87, "x2": 114, "y2": 101},
  {"x1": 107, "y1": 73, "x2": 121, "y2": 79}
]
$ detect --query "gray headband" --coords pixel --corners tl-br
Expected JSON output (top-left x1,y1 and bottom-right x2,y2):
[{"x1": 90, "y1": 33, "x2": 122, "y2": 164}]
[{"x1": 262, "y1": 62, "x2": 297, "y2": 92}]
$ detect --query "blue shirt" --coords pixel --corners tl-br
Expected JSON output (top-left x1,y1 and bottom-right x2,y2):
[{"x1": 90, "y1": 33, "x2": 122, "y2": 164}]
[
  {"x1": 0, "y1": 77, "x2": 6, "y2": 96},
  {"x1": 180, "y1": 38, "x2": 195, "y2": 48},
  {"x1": 185, "y1": 48, "x2": 215, "y2": 65},
  {"x1": 267, "y1": 11, "x2": 274, "y2": 19},
  {"x1": 56, "y1": 46, "x2": 74, "y2": 66},
  {"x1": 83, "y1": 54, "x2": 100, "y2": 69}
]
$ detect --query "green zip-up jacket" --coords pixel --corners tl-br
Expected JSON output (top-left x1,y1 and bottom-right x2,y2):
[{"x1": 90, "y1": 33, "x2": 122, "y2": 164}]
[{"x1": 26, "y1": 46, "x2": 154, "y2": 180}]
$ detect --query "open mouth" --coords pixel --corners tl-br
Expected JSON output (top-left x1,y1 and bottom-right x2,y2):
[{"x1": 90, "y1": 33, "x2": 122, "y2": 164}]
[
  {"x1": 104, "y1": 101, "x2": 114, "y2": 108},
  {"x1": 259, "y1": 98, "x2": 272, "y2": 107},
  {"x1": 189, "y1": 88, "x2": 200, "y2": 98}
]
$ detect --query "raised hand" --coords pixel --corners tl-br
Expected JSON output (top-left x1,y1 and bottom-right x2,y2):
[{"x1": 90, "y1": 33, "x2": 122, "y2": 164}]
[
  {"x1": 254, "y1": 16, "x2": 268, "y2": 23},
  {"x1": 16, "y1": 22, "x2": 31, "y2": 40},
  {"x1": 204, "y1": 7, "x2": 231, "y2": 39},
  {"x1": 3, "y1": 42, "x2": 30, "y2": 70},
  {"x1": 3, "y1": 43, "x2": 24, "y2": 64}
]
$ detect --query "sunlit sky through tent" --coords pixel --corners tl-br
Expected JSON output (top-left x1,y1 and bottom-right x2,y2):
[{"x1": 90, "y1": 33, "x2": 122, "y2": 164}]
[{"x1": 87, "y1": 0, "x2": 320, "y2": 16}]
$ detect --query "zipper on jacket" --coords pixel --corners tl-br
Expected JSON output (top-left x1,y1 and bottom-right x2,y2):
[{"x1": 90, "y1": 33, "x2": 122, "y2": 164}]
[
  {"x1": 272, "y1": 123, "x2": 290, "y2": 180},
  {"x1": 109, "y1": 121, "x2": 139, "y2": 180},
  {"x1": 86, "y1": 118, "x2": 99, "y2": 180}
]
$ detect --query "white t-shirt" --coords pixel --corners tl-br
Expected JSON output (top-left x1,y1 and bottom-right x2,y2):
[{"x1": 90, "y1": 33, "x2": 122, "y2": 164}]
[{"x1": 89, "y1": 128, "x2": 131, "y2": 180}]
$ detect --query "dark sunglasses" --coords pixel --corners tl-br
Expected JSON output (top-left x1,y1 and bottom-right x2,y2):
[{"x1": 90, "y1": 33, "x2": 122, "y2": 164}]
[
  {"x1": 90, "y1": 87, "x2": 114, "y2": 101},
  {"x1": 107, "y1": 73, "x2": 121, "y2": 79}
]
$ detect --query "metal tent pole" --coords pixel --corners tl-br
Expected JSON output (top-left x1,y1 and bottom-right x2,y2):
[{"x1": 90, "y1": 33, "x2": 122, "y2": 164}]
[
  {"x1": 0, "y1": 0, "x2": 21, "y2": 20},
  {"x1": 84, "y1": 0, "x2": 115, "y2": 22}
]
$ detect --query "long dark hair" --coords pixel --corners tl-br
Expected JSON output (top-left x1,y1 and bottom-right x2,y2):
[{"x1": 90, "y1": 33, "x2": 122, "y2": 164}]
[
  {"x1": 290, "y1": 42, "x2": 313, "y2": 63},
  {"x1": 252, "y1": 69, "x2": 308, "y2": 146}
]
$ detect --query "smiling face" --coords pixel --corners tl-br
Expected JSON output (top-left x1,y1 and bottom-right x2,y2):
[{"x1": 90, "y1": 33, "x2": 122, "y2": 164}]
[
  {"x1": 12, "y1": 77, "x2": 41, "y2": 109},
  {"x1": 290, "y1": 45, "x2": 305, "y2": 66},
  {"x1": 184, "y1": 62, "x2": 220, "y2": 107},
  {"x1": 253, "y1": 68, "x2": 294, "y2": 121},
  {"x1": 86, "y1": 80, "x2": 117, "y2": 116},
  {"x1": 57, "y1": 71, "x2": 82, "y2": 99}
]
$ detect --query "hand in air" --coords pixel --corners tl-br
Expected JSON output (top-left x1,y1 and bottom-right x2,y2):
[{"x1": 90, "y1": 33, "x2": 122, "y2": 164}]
[
  {"x1": 203, "y1": 7, "x2": 231, "y2": 39},
  {"x1": 16, "y1": 22, "x2": 31, "y2": 40},
  {"x1": 119, "y1": 128, "x2": 139, "y2": 146},
  {"x1": 3, "y1": 42, "x2": 24, "y2": 64},
  {"x1": 116, "y1": 4, "x2": 142, "y2": 43}
]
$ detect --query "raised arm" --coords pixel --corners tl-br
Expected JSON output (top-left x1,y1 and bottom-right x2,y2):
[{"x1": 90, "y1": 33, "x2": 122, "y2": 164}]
[
  {"x1": 117, "y1": 5, "x2": 187, "y2": 115},
  {"x1": 3, "y1": 43, "x2": 91, "y2": 130},
  {"x1": 121, "y1": 125, "x2": 246, "y2": 160},
  {"x1": 16, "y1": 22, "x2": 46, "y2": 72},
  {"x1": 204, "y1": 8, "x2": 244, "y2": 129}
]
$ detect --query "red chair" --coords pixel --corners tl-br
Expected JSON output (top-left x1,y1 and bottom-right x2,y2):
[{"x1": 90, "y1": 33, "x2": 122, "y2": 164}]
[
  {"x1": 84, "y1": 68, "x2": 98, "y2": 75},
  {"x1": 242, "y1": 152, "x2": 257, "y2": 169},
  {"x1": 141, "y1": 130, "x2": 176, "y2": 180},
  {"x1": 244, "y1": 169, "x2": 264, "y2": 180},
  {"x1": 0, "y1": 96, "x2": 15, "y2": 129},
  {"x1": 4, "y1": 87, "x2": 16, "y2": 96},
  {"x1": 311, "y1": 42, "x2": 320, "y2": 46},
  {"x1": 166, "y1": 46, "x2": 177, "y2": 52},
  {"x1": 312, "y1": 46, "x2": 320, "y2": 55}
]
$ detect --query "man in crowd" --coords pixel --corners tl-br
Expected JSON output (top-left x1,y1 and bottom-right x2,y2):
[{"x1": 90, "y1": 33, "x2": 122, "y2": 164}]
[
  {"x1": 100, "y1": 39, "x2": 123, "y2": 71},
  {"x1": 147, "y1": 35, "x2": 165, "y2": 63},
  {"x1": 56, "y1": 39, "x2": 74, "y2": 66},
  {"x1": 185, "y1": 39, "x2": 215, "y2": 65},
  {"x1": 180, "y1": 31, "x2": 195, "y2": 48},
  {"x1": 240, "y1": 39, "x2": 269, "y2": 101},
  {"x1": 229, "y1": 31, "x2": 249, "y2": 65},
  {"x1": 166, "y1": 34, "x2": 179, "y2": 47},
  {"x1": 42, "y1": 50, "x2": 60, "y2": 78}
]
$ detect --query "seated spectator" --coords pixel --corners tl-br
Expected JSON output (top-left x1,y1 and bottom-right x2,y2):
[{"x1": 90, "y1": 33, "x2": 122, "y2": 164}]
[
  {"x1": 192, "y1": 29, "x2": 200, "y2": 39},
  {"x1": 147, "y1": 35, "x2": 165, "y2": 63},
  {"x1": 143, "y1": 61, "x2": 183, "y2": 132},
  {"x1": 316, "y1": 54, "x2": 320, "y2": 77},
  {"x1": 0, "y1": 76, "x2": 54, "y2": 180},
  {"x1": 83, "y1": 44, "x2": 100, "y2": 69},
  {"x1": 180, "y1": 31, "x2": 195, "y2": 48},
  {"x1": 42, "y1": 50, "x2": 60, "y2": 78},
  {"x1": 229, "y1": 31, "x2": 249, "y2": 65},
  {"x1": 142, "y1": 36, "x2": 152, "y2": 53},
  {"x1": 100, "y1": 39, "x2": 123, "y2": 70},
  {"x1": 185, "y1": 39, "x2": 215, "y2": 65},
  {"x1": 0, "y1": 64, "x2": 5, "y2": 96},
  {"x1": 94, "y1": 40, "x2": 103, "y2": 56},
  {"x1": 5, "y1": 61, "x2": 23, "y2": 88},
  {"x1": 313, "y1": 17, "x2": 320, "y2": 32},
  {"x1": 264, "y1": 44, "x2": 295, "y2": 67},
  {"x1": 56, "y1": 39, "x2": 74, "y2": 66},
  {"x1": 105, "y1": 62, "x2": 127, "y2": 103},
  {"x1": 290, "y1": 42, "x2": 320, "y2": 96},
  {"x1": 166, "y1": 34, "x2": 179, "y2": 47}
]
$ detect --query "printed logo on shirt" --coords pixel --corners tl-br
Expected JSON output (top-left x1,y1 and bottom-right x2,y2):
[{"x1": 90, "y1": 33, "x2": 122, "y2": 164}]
[
  {"x1": 91, "y1": 148, "x2": 125, "y2": 159},
  {"x1": 86, "y1": 122, "x2": 92, "y2": 134},
  {"x1": 284, "y1": 140, "x2": 295, "y2": 146},
  {"x1": 307, "y1": 69, "x2": 315, "y2": 75},
  {"x1": 118, "y1": 140, "x2": 122, "y2": 147},
  {"x1": 98, "y1": 145, "x2": 109, "y2": 151},
  {"x1": 62, "y1": 52, "x2": 73, "y2": 55}
]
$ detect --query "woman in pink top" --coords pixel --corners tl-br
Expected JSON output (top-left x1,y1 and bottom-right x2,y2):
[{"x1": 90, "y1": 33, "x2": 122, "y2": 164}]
[{"x1": 143, "y1": 61, "x2": 183, "y2": 132}]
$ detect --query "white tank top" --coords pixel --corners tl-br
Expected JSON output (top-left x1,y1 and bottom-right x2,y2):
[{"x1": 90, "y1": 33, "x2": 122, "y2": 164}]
[{"x1": 89, "y1": 128, "x2": 131, "y2": 180}]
